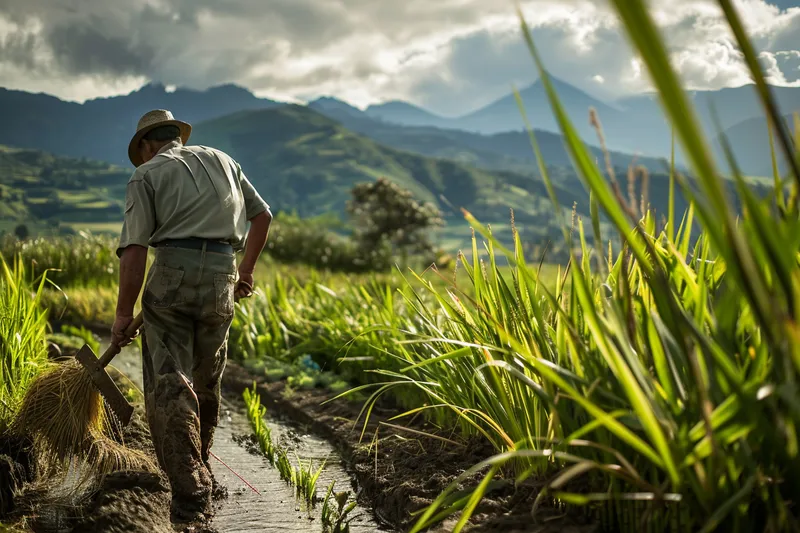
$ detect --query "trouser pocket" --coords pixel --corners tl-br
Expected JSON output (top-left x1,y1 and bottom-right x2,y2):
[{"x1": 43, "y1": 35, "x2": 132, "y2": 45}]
[
  {"x1": 145, "y1": 264, "x2": 185, "y2": 308},
  {"x1": 213, "y1": 273, "x2": 236, "y2": 318}
]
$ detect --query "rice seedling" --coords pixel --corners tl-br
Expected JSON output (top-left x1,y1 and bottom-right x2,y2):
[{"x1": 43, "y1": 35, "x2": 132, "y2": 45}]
[
  {"x1": 59, "y1": 325, "x2": 99, "y2": 354},
  {"x1": 321, "y1": 480, "x2": 357, "y2": 533},
  {"x1": 242, "y1": 382, "x2": 325, "y2": 504},
  {"x1": 0, "y1": 233, "x2": 121, "y2": 288},
  {"x1": 294, "y1": 453, "x2": 326, "y2": 505},
  {"x1": 243, "y1": 383, "x2": 276, "y2": 464},
  {"x1": 275, "y1": 448, "x2": 296, "y2": 486}
]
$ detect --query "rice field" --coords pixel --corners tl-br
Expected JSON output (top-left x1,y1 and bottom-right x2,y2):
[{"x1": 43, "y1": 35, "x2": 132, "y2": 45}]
[{"x1": 0, "y1": 0, "x2": 798, "y2": 530}]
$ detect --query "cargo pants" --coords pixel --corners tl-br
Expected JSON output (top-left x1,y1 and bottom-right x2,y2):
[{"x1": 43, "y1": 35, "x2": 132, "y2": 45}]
[{"x1": 139, "y1": 244, "x2": 237, "y2": 516}]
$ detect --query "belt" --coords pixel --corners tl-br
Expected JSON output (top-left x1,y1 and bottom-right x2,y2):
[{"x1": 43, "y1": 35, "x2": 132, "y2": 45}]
[{"x1": 153, "y1": 238, "x2": 234, "y2": 255}]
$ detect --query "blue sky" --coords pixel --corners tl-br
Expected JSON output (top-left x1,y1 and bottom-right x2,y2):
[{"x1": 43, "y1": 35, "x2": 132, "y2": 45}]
[{"x1": 0, "y1": 0, "x2": 798, "y2": 116}]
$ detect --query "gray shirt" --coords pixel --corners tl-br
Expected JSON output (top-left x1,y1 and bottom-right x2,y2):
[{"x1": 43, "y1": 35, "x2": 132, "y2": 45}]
[{"x1": 116, "y1": 140, "x2": 269, "y2": 257}]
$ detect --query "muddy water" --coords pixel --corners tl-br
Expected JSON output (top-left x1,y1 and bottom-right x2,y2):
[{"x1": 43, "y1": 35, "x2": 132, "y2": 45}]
[{"x1": 110, "y1": 343, "x2": 391, "y2": 533}]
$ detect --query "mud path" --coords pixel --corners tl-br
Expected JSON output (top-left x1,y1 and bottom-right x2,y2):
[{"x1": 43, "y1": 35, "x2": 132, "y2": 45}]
[{"x1": 109, "y1": 343, "x2": 390, "y2": 533}]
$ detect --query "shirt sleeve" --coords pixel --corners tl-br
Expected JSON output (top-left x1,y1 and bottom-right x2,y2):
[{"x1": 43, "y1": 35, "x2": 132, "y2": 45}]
[
  {"x1": 116, "y1": 173, "x2": 156, "y2": 258},
  {"x1": 236, "y1": 162, "x2": 270, "y2": 219}
]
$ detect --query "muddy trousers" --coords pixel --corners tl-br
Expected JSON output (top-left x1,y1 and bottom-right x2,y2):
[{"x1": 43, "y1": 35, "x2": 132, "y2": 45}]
[{"x1": 139, "y1": 245, "x2": 237, "y2": 516}]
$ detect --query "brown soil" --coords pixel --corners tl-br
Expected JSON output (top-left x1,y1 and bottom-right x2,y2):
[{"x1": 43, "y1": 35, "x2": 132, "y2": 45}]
[{"x1": 221, "y1": 362, "x2": 599, "y2": 533}]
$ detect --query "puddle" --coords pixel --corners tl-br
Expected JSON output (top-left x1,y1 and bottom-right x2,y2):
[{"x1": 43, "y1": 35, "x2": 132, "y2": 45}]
[{"x1": 109, "y1": 342, "x2": 392, "y2": 533}]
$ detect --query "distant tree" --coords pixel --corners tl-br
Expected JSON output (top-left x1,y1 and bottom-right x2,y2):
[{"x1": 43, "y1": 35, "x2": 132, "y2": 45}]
[
  {"x1": 346, "y1": 177, "x2": 444, "y2": 265},
  {"x1": 14, "y1": 224, "x2": 29, "y2": 241}
]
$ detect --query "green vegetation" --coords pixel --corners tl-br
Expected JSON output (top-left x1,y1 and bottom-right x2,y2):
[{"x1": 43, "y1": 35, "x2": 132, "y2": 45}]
[
  {"x1": 0, "y1": 255, "x2": 50, "y2": 432},
  {"x1": 1, "y1": 0, "x2": 797, "y2": 530},
  {"x1": 0, "y1": 233, "x2": 120, "y2": 288},
  {"x1": 227, "y1": 1, "x2": 799, "y2": 531},
  {"x1": 242, "y1": 383, "x2": 325, "y2": 506},
  {"x1": 320, "y1": 480, "x2": 357, "y2": 533}
]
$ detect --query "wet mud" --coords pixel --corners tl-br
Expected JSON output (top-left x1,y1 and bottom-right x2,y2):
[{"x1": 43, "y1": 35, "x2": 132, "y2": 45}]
[
  {"x1": 221, "y1": 363, "x2": 600, "y2": 533},
  {"x1": 102, "y1": 343, "x2": 389, "y2": 533},
  {"x1": 3, "y1": 339, "x2": 393, "y2": 533}
]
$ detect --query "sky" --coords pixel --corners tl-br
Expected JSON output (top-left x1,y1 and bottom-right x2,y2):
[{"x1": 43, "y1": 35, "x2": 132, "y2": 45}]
[{"x1": 0, "y1": 0, "x2": 798, "y2": 117}]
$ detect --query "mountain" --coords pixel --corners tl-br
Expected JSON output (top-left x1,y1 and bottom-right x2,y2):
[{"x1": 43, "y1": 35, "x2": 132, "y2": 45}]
[
  {"x1": 309, "y1": 99, "x2": 670, "y2": 175},
  {"x1": 360, "y1": 79, "x2": 800, "y2": 173},
  {"x1": 0, "y1": 83, "x2": 280, "y2": 168},
  {"x1": 612, "y1": 84, "x2": 800, "y2": 168},
  {"x1": 308, "y1": 97, "x2": 365, "y2": 119},
  {"x1": 356, "y1": 77, "x2": 632, "y2": 148},
  {"x1": 0, "y1": 84, "x2": 671, "y2": 182},
  {"x1": 1, "y1": 104, "x2": 775, "y2": 257},
  {"x1": 365, "y1": 100, "x2": 453, "y2": 129},
  {"x1": 455, "y1": 77, "x2": 622, "y2": 135},
  {"x1": 712, "y1": 114, "x2": 797, "y2": 177}
]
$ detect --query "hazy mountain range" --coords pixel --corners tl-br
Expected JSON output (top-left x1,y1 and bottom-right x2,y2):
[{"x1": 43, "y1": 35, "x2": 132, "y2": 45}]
[
  {"x1": 364, "y1": 76, "x2": 800, "y2": 176},
  {"x1": 1, "y1": 76, "x2": 797, "y2": 177}
]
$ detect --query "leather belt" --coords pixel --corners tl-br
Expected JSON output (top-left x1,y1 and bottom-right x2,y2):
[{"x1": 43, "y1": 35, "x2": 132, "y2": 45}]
[{"x1": 153, "y1": 238, "x2": 234, "y2": 255}]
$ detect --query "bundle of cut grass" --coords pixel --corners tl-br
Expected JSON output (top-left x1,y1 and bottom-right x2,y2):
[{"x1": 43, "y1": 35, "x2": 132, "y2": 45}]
[{"x1": 9, "y1": 359, "x2": 155, "y2": 490}]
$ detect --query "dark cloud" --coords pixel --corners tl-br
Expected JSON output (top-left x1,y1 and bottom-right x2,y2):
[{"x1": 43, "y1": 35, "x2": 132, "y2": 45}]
[
  {"x1": 0, "y1": 0, "x2": 798, "y2": 111},
  {"x1": 0, "y1": 27, "x2": 40, "y2": 71},
  {"x1": 46, "y1": 22, "x2": 153, "y2": 76}
]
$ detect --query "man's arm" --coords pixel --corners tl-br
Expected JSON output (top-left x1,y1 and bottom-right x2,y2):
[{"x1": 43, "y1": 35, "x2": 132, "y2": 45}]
[
  {"x1": 112, "y1": 173, "x2": 155, "y2": 345},
  {"x1": 235, "y1": 210, "x2": 271, "y2": 298},
  {"x1": 116, "y1": 245, "x2": 149, "y2": 317}
]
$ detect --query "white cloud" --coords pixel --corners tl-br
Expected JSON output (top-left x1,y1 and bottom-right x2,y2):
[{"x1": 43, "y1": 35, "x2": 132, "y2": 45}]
[{"x1": 0, "y1": 0, "x2": 797, "y2": 112}]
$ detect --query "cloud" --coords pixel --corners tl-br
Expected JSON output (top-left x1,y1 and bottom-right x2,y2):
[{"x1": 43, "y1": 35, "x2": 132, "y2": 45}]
[{"x1": 0, "y1": 0, "x2": 797, "y2": 114}]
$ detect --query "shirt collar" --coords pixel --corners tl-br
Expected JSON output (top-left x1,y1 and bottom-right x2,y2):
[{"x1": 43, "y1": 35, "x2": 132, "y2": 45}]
[{"x1": 157, "y1": 140, "x2": 182, "y2": 155}]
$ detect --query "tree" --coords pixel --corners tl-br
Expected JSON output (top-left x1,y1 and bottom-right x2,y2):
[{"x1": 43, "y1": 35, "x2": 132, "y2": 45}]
[
  {"x1": 346, "y1": 177, "x2": 444, "y2": 265},
  {"x1": 14, "y1": 224, "x2": 29, "y2": 241}
]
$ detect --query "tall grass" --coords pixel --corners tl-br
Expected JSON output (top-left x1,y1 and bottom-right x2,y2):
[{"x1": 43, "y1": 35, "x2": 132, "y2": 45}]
[
  {"x1": 317, "y1": 2, "x2": 800, "y2": 532},
  {"x1": 0, "y1": 233, "x2": 120, "y2": 288},
  {"x1": 0, "y1": 254, "x2": 51, "y2": 432}
]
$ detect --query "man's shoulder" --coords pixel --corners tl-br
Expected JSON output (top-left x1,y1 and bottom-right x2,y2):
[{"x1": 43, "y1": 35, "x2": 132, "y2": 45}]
[{"x1": 187, "y1": 144, "x2": 234, "y2": 161}]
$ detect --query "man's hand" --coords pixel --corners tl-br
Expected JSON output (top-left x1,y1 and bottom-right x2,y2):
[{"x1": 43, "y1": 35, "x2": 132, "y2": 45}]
[
  {"x1": 234, "y1": 209, "x2": 271, "y2": 300},
  {"x1": 235, "y1": 269, "x2": 254, "y2": 299},
  {"x1": 111, "y1": 314, "x2": 139, "y2": 347}
]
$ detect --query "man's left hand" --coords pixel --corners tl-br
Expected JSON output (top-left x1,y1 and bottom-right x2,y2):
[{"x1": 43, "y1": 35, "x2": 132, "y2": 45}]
[{"x1": 111, "y1": 314, "x2": 139, "y2": 347}]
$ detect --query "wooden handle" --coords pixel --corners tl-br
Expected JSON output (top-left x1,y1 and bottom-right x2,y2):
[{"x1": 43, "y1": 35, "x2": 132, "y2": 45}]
[{"x1": 99, "y1": 312, "x2": 144, "y2": 368}]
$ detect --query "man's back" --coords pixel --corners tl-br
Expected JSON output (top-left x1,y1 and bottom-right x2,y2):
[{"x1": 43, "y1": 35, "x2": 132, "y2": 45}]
[{"x1": 117, "y1": 140, "x2": 268, "y2": 256}]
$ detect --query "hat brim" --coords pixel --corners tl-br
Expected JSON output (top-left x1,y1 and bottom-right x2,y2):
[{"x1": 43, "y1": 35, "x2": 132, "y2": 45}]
[{"x1": 128, "y1": 119, "x2": 192, "y2": 167}]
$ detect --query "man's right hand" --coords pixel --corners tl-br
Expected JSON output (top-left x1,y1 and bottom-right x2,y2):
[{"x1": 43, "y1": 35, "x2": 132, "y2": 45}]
[{"x1": 235, "y1": 269, "x2": 254, "y2": 299}]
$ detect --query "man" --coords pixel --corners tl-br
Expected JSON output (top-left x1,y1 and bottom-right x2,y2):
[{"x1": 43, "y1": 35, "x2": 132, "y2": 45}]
[{"x1": 111, "y1": 109, "x2": 272, "y2": 523}]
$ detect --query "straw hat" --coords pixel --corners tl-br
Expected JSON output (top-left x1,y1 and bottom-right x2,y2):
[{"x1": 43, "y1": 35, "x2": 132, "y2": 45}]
[{"x1": 128, "y1": 109, "x2": 192, "y2": 167}]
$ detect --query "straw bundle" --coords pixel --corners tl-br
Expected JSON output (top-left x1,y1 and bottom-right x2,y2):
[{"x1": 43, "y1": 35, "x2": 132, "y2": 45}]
[{"x1": 10, "y1": 359, "x2": 155, "y2": 489}]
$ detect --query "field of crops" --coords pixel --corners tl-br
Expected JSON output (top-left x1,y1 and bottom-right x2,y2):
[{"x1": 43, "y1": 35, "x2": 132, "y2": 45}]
[{"x1": 1, "y1": 1, "x2": 799, "y2": 531}]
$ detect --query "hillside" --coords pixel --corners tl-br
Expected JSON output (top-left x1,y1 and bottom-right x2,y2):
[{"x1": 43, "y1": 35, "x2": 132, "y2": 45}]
[
  {"x1": 0, "y1": 100, "x2": 778, "y2": 256},
  {"x1": 0, "y1": 145, "x2": 130, "y2": 234},
  {"x1": 365, "y1": 101, "x2": 454, "y2": 129},
  {"x1": 188, "y1": 105, "x2": 568, "y2": 229}
]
